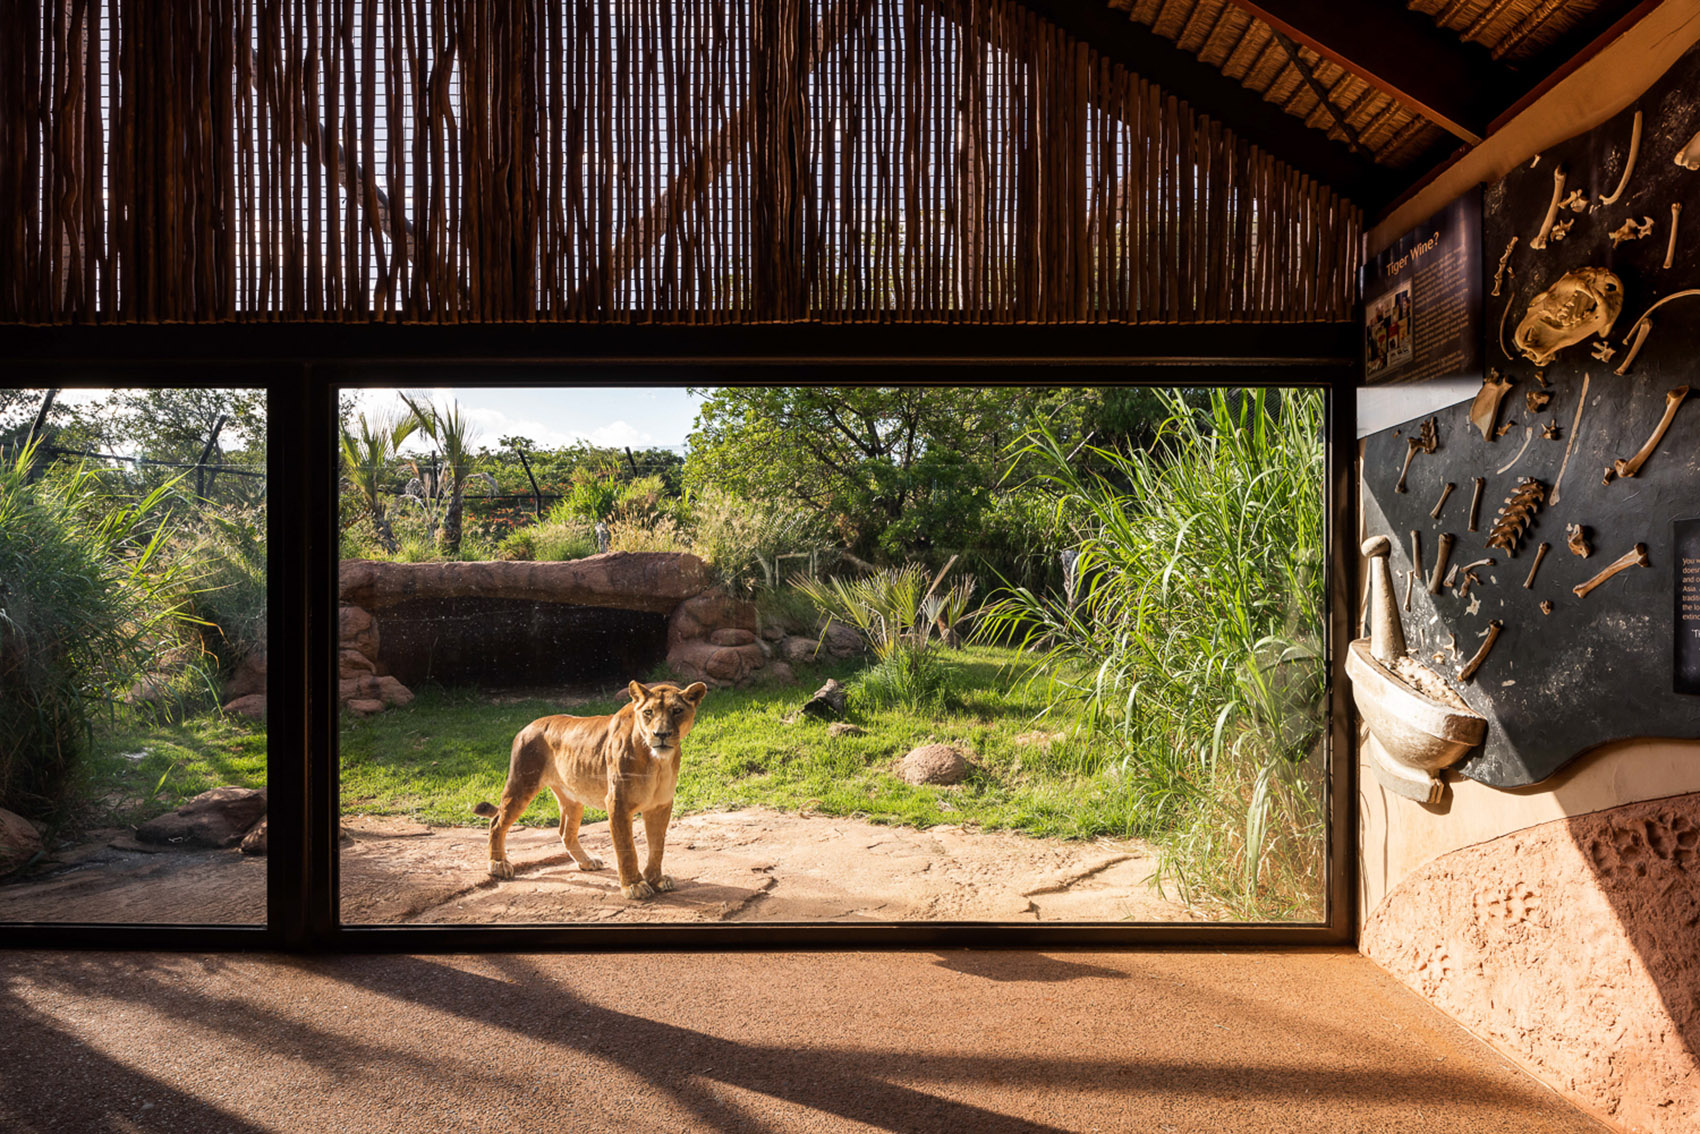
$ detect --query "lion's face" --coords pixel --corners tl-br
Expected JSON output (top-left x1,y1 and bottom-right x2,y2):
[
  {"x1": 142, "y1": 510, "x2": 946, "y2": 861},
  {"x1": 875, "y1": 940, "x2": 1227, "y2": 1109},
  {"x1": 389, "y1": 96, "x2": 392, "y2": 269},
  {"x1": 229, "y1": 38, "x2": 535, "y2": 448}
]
[{"x1": 628, "y1": 680, "x2": 707, "y2": 755}]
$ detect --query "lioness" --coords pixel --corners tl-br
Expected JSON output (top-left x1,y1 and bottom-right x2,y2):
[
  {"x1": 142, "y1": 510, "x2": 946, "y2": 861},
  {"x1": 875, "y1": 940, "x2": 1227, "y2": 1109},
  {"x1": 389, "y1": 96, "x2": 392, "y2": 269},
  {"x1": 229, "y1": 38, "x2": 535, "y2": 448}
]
[{"x1": 473, "y1": 680, "x2": 707, "y2": 899}]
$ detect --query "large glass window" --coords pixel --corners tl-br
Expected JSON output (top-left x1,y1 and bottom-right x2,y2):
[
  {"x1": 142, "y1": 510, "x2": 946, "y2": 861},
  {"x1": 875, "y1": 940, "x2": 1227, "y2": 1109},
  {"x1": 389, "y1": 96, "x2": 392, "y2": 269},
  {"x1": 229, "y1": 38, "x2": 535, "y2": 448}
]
[
  {"x1": 334, "y1": 383, "x2": 1328, "y2": 927},
  {"x1": 0, "y1": 388, "x2": 268, "y2": 926}
]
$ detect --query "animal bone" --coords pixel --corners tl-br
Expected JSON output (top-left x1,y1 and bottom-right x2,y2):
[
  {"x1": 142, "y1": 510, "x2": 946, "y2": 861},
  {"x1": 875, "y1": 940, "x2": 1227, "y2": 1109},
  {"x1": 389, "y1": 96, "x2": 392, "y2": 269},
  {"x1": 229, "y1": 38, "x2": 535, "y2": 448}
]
[
  {"x1": 1530, "y1": 167, "x2": 1567, "y2": 250},
  {"x1": 1522, "y1": 542, "x2": 1550, "y2": 589},
  {"x1": 1665, "y1": 203, "x2": 1682, "y2": 269},
  {"x1": 1470, "y1": 373, "x2": 1515, "y2": 440},
  {"x1": 1491, "y1": 237, "x2": 1517, "y2": 297},
  {"x1": 1495, "y1": 422, "x2": 1514, "y2": 439},
  {"x1": 1548, "y1": 371, "x2": 1589, "y2": 506},
  {"x1": 1495, "y1": 426, "x2": 1535, "y2": 475},
  {"x1": 1405, "y1": 531, "x2": 1422, "y2": 612},
  {"x1": 1445, "y1": 632, "x2": 1459, "y2": 660},
  {"x1": 1567, "y1": 523, "x2": 1590, "y2": 558},
  {"x1": 1499, "y1": 289, "x2": 1518, "y2": 361},
  {"x1": 1614, "y1": 319, "x2": 1651, "y2": 376},
  {"x1": 1403, "y1": 568, "x2": 1416, "y2": 613},
  {"x1": 1467, "y1": 477, "x2": 1485, "y2": 532},
  {"x1": 1453, "y1": 558, "x2": 1495, "y2": 598},
  {"x1": 1540, "y1": 600, "x2": 1554, "y2": 615},
  {"x1": 1487, "y1": 478, "x2": 1545, "y2": 557},
  {"x1": 1573, "y1": 543, "x2": 1650, "y2": 599},
  {"x1": 1457, "y1": 621, "x2": 1505, "y2": 683},
  {"x1": 1602, "y1": 466, "x2": 1616, "y2": 486},
  {"x1": 1542, "y1": 419, "x2": 1561, "y2": 440},
  {"x1": 1611, "y1": 385, "x2": 1690, "y2": 480},
  {"x1": 1430, "y1": 481, "x2": 1456, "y2": 520},
  {"x1": 1549, "y1": 218, "x2": 1575, "y2": 243},
  {"x1": 1533, "y1": 369, "x2": 1548, "y2": 387},
  {"x1": 1598, "y1": 109, "x2": 1642, "y2": 206},
  {"x1": 1559, "y1": 189, "x2": 1588, "y2": 213},
  {"x1": 1677, "y1": 128, "x2": 1700, "y2": 170},
  {"x1": 1526, "y1": 389, "x2": 1551, "y2": 413},
  {"x1": 1590, "y1": 339, "x2": 1615, "y2": 362},
  {"x1": 1395, "y1": 416, "x2": 1439, "y2": 493},
  {"x1": 1608, "y1": 216, "x2": 1655, "y2": 246},
  {"x1": 1428, "y1": 532, "x2": 1456, "y2": 595},
  {"x1": 1513, "y1": 268, "x2": 1623, "y2": 366}
]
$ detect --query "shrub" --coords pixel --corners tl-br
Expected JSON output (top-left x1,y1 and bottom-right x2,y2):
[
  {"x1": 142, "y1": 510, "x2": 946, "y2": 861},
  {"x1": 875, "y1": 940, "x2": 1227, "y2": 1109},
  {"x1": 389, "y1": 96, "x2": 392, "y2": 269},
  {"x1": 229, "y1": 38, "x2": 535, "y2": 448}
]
[
  {"x1": 178, "y1": 504, "x2": 267, "y2": 674},
  {"x1": 687, "y1": 487, "x2": 828, "y2": 595},
  {"x1": 975, "y1": 389, "x2": 1325, "y2": 920},
  {"x1": 606, "y1": 503, "x2": 689, "y2": 554},
  {"x1": 0, "y1": 442, "x2": 199, "y2": 821}
]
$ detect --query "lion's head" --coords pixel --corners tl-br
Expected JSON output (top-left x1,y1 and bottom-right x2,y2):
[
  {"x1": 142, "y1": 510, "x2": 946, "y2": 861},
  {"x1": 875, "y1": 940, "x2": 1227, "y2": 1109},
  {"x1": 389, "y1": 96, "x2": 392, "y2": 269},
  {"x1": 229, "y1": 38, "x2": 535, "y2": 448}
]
[{"x1": 627, "y1": 680, "x2": 708, "y2": 755}]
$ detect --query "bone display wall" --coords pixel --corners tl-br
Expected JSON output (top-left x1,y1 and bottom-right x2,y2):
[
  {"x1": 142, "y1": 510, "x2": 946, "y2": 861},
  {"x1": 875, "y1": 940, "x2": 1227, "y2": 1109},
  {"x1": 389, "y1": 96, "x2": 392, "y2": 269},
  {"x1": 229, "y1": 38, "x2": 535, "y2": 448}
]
[{"x1": 1362, "y1": 40, "x2": 1700, "y2": 788}]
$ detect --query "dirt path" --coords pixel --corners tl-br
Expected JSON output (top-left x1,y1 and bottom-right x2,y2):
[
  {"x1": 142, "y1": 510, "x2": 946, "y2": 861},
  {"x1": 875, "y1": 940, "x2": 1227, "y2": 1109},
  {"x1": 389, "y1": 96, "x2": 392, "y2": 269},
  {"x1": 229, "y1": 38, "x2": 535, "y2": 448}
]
[{"x1": 1, "y1": 808, "x2": 1197, "y2": 924}]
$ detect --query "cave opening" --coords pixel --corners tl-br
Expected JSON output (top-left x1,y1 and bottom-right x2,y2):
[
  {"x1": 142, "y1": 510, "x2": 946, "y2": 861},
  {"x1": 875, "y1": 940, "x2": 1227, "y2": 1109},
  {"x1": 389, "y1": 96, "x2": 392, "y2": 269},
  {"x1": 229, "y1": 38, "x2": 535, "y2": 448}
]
[{"x1": 375, "y1": 597, "x2": 669, "y2": 688}]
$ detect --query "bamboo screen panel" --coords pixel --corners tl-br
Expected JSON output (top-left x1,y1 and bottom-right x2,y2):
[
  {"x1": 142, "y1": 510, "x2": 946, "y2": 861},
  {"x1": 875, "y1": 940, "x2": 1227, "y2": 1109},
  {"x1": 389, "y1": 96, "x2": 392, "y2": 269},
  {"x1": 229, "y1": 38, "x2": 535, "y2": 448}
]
[{"x1": 1, "y1": 0, "x2": 1360, "y2": 325}]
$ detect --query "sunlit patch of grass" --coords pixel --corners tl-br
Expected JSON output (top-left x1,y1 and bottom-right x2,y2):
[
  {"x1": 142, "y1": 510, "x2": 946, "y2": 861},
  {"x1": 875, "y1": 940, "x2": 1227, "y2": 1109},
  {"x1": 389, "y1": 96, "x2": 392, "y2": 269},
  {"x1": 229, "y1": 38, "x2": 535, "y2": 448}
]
[{"x1": 75, "y1": 714, "x2": 268, "y2": 830}]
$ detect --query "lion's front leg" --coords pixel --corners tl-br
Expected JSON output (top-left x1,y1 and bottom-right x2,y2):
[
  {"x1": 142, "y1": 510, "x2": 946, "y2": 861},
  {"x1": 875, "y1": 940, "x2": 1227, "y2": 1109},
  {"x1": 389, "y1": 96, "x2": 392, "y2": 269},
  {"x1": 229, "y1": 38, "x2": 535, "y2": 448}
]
[
  {"x1": 641, "y1": 802, "x2": 675, "y2": 892},
  {"x1": 607, "y1": 796, "x2": 652, "y2": 899}
]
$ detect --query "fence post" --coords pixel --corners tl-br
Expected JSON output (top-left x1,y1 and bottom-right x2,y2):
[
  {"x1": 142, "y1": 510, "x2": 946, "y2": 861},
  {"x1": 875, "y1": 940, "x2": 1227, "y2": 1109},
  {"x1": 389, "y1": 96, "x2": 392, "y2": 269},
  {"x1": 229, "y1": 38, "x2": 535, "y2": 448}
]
[{"x1": 511, "y1": 442, "x2": 544, "y2": 518}]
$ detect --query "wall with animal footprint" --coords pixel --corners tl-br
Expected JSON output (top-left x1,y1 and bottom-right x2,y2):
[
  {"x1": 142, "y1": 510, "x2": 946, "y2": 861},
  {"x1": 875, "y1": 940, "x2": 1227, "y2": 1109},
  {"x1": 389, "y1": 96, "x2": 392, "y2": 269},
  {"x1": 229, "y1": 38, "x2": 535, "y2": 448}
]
[{"x1": 1360, "y1": 41, "x2": 1700, "y2": 793}]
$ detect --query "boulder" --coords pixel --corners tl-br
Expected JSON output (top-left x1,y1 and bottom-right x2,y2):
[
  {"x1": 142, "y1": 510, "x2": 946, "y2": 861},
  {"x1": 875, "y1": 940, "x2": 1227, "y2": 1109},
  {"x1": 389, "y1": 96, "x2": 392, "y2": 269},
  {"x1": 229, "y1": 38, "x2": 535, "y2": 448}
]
[
  {"x1": 779, "y1": 635, "x2": 822, "y2": 665},
  {"x1": 899, "y1": 744, "x2": 969, "y2": 786},
  {"x1": 821, "y1": 621, "x2": 866, "y2": 659},
  {"x1": 224, "y1": 649, "x2": 267, "y2": 699},
  {"x1": 827, "y1": 722, "x2": 865, "y2": 737},
  {"x1": 346, "y1": 698, "x2": 386, "y2": 716},
  {"x1": 709, "y1": 627, "x2": 758, "y2": 647},
  {"x1": 222, "y1": 694, "x2": 267, "y2": 721},
  {"x1": 239, "y1": 818, "x2": 268, "y2": 856},
  {"x1": 339, "y1": 648, "x2": 377, "y2": 677},
  {"x1": 0, "y1": 808, "x2": 43, "y2": 874},
  {"x1": 340, "y1": 604, "x2": 380, "y2": 661},
  {"x1": 760, "y1": 623, "x2": 785, "y2": 641},
  {"x1": 135, "y1": 787, "x2": 267, "y2": 849},
  {"x1": 339, "y1": 674, "x2": 414, "y2": 709},
  {"x1": 749, "y1": 660, "x2": 797, "y2": 687},
  {"x1": 339, "y1": 553, "x2": 716, "y2": 615}
]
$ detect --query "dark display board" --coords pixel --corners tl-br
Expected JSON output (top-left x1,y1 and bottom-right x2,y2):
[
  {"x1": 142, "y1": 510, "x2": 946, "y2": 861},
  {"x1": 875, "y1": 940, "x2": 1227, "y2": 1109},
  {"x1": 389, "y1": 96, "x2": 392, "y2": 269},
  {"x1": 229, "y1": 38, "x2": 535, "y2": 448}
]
[
  {"x1": 1361, "y1": 40, "x2": 1700, "y2": 787},
  {"x1": 1362, "y1": 190, "x2": 1484, "y2": 385}
]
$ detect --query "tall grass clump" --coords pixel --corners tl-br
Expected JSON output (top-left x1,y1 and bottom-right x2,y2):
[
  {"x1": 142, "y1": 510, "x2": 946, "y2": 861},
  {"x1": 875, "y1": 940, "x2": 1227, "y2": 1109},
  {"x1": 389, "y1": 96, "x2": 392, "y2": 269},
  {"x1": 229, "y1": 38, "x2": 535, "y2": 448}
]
[
  {"x1": 687, "y1": 487, "x2": 828, "y2": 595},
  {"x1": 796, "y1": 563, "x2": 975, "y2": 712},
  {"x1": 0, "y1": 442, "x2": 198, "y2": 822},
  {"x1": 977, "y1": 389, "x2": 1326, "y2": 920}
]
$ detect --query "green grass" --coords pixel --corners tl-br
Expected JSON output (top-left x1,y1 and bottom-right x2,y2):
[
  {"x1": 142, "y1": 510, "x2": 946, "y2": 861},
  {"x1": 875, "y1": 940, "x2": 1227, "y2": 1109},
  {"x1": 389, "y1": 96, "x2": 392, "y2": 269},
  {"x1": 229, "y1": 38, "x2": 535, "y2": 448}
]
[
  {"x1": 71, "y1": 713, "x2": 268, "y2": 831},
  {"x1": 338, "y1": 646, "x2": 1156, "y2": 841}
]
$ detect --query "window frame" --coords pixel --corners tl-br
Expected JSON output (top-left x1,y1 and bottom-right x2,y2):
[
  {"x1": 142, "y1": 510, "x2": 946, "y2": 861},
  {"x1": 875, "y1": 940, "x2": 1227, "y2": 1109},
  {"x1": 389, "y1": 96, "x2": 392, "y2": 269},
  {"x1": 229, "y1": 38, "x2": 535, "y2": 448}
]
[{"x1": 2, "y1": 322, "x2": 1358, "y2": 949}]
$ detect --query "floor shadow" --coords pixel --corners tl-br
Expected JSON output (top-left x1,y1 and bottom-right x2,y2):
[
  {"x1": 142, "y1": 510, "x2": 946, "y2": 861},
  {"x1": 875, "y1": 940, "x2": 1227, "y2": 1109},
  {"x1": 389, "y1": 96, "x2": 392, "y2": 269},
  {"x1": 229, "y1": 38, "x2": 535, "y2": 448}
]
[{"x1": 930, "y1": 950, "x2": 1132, "y2": 983}]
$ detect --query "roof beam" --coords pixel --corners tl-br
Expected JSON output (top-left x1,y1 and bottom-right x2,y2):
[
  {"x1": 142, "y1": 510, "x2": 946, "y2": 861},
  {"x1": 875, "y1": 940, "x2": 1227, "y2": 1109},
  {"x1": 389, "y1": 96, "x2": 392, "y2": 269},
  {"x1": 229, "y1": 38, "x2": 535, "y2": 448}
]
[
  {"x1": 1233, "y1": 0, "x2": 1509, "y2": 145},
  {"x1": 1008, "y1": 0, "x2": 1394, "y2": 204}
]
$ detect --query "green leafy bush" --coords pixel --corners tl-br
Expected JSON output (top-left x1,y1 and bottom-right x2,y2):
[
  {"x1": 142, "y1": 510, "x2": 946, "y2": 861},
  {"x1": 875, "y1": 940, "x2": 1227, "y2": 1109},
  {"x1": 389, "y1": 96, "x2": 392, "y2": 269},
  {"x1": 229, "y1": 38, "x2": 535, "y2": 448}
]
[
  {"x1": 976, "y1": 389, "x2": 1325, "y2": 920},
  {"x1": 0, "y1": 442, "x2": 199, "y2": 821}
]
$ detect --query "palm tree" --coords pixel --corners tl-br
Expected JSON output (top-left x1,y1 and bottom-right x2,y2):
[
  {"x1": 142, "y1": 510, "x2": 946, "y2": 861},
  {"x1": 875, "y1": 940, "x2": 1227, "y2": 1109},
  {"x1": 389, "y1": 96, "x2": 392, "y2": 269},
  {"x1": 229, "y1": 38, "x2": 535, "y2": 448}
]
[
  {"x1": 399, "y1": 392, "x2": 479, "y2": 554},
  {"x1": 339, "y1": 410, "x2": 418, "y2": 553}
]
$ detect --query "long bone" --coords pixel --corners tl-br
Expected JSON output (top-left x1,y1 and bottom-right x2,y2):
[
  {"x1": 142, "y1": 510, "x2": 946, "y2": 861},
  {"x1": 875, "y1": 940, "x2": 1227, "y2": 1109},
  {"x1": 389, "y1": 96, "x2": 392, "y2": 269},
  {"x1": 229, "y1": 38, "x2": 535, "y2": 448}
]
[
  {"x1": 1665, "y1": 203, "x2": 1682, "y2": 269},
  {"x1": 1491, "y1": 237, "x2": 1517, "y2": 296},
  {"x1": 1612, "y1": 386, "x2": 1690, "y2": 480},
  {"x1": 1598, "y1": 109, "x2": 1641, "y2": 207},
  {"x1": 1616, "y1": 289, "x2": 1700, "y2": 376},
  {"x1": 1615, "y1": 319, "x2": 1651, "y2": 376},
  {"x1": 1395, "y1": 416, "x2": 1438, "y2": 493},
  {"x1": 1522, "y1": 542, "x2": 1550, "y2": 589},
  {"x1": 1468, "y1": 477, "x2": 1485, "y2": 532},
  {"x1": 1530, "y1": 167, "x2": 1567, "y2": 249},
  {"x1": 1548, "y1": 371, "x2": 1589, "y2": 506},
  {"x1": 1430, "y1": 481, "x2": 1455, "y2": 520},
  {"x1": 1457, "y1": 621, "x2": 1505, "y2": 683},
  {"x1": 1573, "y1": 543, "x2": 1649, "y2": 599},
  {"x1": 1428, "y1": 533, "x2": 1456, "y2": 595},
  {"x1": 1452, "y1": 558, "x2": 1495, "y2": 598},
  {"x1": 1405, "y1": 530, "x2": 1422, "y2": 612}
]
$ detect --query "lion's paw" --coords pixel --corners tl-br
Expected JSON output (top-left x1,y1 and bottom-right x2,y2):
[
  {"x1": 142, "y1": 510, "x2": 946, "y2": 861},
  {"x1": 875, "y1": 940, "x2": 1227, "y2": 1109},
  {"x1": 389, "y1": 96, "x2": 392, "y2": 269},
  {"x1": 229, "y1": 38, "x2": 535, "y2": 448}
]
[
  {"x1": 575, "y1": 854, "x2": 604, "y2": 871},
  {"x1": 622, "y1": 880, "x2": 656, "y2": 900},
  {"x1": 488, "y1": 859, "x2": 515, "y2": 880},
  {"x1": 647, "y1": 874, "x2": 676, "y2": 892}
]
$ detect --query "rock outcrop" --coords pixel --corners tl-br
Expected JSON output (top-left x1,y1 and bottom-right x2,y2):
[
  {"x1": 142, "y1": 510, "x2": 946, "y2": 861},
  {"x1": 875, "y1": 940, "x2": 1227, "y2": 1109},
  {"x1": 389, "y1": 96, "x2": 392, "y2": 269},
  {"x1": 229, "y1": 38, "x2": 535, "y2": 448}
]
[
  {"x1": 0, "y1": 808, "x2": 43, "y2": 874},
  {"x1": 341, "y1": 552, "x2": 716, "y2": 614},
  {"x1": 135, "y1": 787, "x2": 268, "y2": 850}
]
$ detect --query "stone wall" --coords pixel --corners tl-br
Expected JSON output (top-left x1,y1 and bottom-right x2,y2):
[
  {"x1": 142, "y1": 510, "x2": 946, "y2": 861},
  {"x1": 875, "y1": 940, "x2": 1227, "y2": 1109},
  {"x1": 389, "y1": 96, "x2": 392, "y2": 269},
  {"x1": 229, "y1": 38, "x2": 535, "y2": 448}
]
[{"x1": 1361, "y1": 793, "x2": 1700, "y2": 1133}]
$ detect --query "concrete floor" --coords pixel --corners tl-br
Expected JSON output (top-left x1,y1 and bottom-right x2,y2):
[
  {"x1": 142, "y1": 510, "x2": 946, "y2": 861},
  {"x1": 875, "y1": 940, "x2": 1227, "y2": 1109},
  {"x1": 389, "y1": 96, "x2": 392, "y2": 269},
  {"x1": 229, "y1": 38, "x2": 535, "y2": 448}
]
[{"x1": 0, "y1": 948, "x2": 1609, "y2": 1133}]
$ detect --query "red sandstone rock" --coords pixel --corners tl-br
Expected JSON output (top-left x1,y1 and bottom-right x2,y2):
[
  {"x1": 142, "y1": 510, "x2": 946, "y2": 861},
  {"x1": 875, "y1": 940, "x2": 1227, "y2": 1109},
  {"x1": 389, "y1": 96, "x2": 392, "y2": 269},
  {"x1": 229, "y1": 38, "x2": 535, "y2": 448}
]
[
  {"x1": 223, "y1": 649, "x2": 267, "y2": 699},
  {"x1": 339, "y1": 674, "x2": 414, "y2": 708},
  {"x1": 779, "y1": 635, "x2": 821, "y2": 664},
  {"x1": 136, "y1": 787, "x2": 267, "y2": 850},
  {"x1": 710, "y1": 628, "x2": 758, "y2": 647},
  {"x1": 222, "y1": 694, "x2": 267, "y2": 721},
  {"x1": 339, "y1": 648, "x2": 376, "y2": 677},
  {"x1": 0, "y1": 808, "x2": 43, "y2": 875},
  {"x1": 346, "y1": 698, "x2": 386, "y2": 716},
  {"x1": 1363, "y1": 792, "x2": 1700, "y2": 1134},
  {"x1": 899, "y1": 744, "x2": 969, "y2": 785},
  {"x1": 340, "y1": 604, "x2": 379, "y2": 660}
]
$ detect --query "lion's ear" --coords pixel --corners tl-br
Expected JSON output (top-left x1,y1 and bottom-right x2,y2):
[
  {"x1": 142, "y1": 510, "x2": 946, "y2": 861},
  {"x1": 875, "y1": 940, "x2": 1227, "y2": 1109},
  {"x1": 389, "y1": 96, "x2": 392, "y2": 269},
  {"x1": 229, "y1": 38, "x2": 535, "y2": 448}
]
[
  {"x1": 628, "y1": 680, "x2": 650, "y2": 704},
  {"x1": 682, "y1": 681, "x2": 708, "y2": 706}
]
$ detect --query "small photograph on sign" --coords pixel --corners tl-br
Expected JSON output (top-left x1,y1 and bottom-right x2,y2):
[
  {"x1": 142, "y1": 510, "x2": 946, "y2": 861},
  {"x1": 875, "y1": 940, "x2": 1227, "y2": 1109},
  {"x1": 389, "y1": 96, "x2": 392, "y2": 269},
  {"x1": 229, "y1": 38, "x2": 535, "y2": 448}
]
[{"x1": 1365, "y1": 281, "x2": 1413, "y2": 378}]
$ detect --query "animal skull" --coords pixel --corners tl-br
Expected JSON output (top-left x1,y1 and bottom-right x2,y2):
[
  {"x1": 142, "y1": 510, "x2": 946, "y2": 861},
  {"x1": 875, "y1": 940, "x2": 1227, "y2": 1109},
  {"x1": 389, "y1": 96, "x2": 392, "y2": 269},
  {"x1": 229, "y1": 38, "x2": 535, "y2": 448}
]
[{"x1": 1513, "y1": 268, "x2": 1624, "y2": 367}]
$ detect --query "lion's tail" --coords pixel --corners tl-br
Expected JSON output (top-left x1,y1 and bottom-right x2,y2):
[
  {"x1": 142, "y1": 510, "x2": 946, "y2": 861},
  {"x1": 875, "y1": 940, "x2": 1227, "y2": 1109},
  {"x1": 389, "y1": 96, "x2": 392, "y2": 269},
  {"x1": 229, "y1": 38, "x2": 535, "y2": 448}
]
[{"x1": 472, "y1": 801, "x2": 498, "y2": 818}]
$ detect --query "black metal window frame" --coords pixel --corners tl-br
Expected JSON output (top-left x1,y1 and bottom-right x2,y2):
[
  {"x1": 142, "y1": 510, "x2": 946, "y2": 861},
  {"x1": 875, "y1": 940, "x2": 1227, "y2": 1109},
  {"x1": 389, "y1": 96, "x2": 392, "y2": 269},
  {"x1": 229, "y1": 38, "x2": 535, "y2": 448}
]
[{"x1": 2, "y1": 321, "x2": 1359, "y2": 950}]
